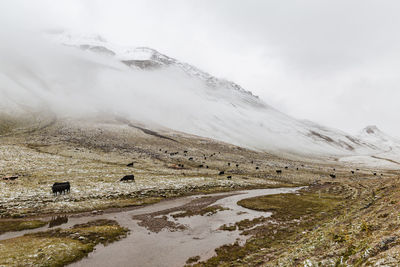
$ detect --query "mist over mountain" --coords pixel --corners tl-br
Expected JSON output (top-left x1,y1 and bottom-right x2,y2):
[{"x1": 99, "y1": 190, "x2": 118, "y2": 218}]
[{"x1": 0, "y1": 30, "x2": 399, "y2": 164}]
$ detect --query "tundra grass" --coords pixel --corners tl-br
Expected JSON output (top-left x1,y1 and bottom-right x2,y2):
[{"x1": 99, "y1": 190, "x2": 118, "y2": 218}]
[
  {"x1": 0, "y1": 219, "x2": 47, "y2": 234},
  {"x1": 196, "y1": 188, "x2": 345, "y2": 266},
  {"x1": 0, "y1": 219, "x2": 129, "y2": 267}
]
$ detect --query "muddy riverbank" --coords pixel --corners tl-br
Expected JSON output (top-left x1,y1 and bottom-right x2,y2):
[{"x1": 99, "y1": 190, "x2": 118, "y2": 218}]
[{"x1": 0, "y1": 187, "x2": 301, "y2": 266}]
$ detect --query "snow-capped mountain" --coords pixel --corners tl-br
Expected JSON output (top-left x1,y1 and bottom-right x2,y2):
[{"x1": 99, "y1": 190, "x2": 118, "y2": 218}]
[{"x1": 1, "y1": 30, "x2": 399, "y2": 163}]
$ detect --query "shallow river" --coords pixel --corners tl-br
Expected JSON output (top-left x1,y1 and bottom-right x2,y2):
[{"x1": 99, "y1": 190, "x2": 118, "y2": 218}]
[{"x1": 0, "y1": 187, "x2": 301, "y2": 267}]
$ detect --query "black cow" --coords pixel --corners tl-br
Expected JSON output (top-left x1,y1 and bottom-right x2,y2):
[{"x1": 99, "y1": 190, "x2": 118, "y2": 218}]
[
  {"x1": 373, "y1": 172, "x2": 377, "y2": 176},
  {"x1": 127, "y1": 162, "x2": 134, "y2": 167},
  {"x1": 227, "y1": 176, "x2": 232, "y2": 179},
  {"x1": 198, "y1": 164, "x2": 204, "y2": 168},
  {"x1": 206, "y1": 166, "x2": 209, "y2": 169},
  {"x1": 236, "y1": 164, "x2": 239, "y2": 167},
  {"x1": 285, "y1": 166, "x2": 288, "y2": 169},
  {"x1": 227, "y1": 163, "x2": 231, "y2": 166},
  {"x1": 256, "y1": 166, "x2": 259, "y2": 170},
  {"x1": 120, "y1": 175, "x2": 135, "y2": 182},
  {"x1": 219, "y1": 171, "x2": 225, "y2": 175},
  {"x1": 52, "y1": 182, "x2": 70, "y2": 195},
  {"x1": 351, "y1": 171, "x2": 355, "y2": 174},
  {"x1": 276, "y1": 170, "x2": 282, "y2": 174},
  {"x1": 329, "y1": 174, "x2": 336, "y2": 179}
]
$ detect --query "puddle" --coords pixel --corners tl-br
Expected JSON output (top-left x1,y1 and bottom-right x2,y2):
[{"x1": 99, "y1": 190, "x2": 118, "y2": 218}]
[{"x1": 0, "y1": 187, "x2": 302, "y2": 266}]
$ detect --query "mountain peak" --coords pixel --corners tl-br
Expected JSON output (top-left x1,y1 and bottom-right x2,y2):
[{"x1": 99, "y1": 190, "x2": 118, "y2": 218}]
[{"x1": 362, "y1": 125, "x2": 381, "y2": 135}]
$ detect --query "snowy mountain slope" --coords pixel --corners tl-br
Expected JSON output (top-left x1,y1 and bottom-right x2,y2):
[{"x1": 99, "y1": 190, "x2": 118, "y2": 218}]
[
  {"x1": 338, "y1": 126, "x2": 400, "y2": 168},
  {"x1": 0, "y1": 30, "x2": 398, "y2": 161}
]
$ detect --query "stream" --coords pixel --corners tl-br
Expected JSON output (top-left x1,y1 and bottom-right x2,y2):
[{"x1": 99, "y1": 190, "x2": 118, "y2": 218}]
[{"x1": 0, "y1": 187, "x2": 302, "y2": 267}]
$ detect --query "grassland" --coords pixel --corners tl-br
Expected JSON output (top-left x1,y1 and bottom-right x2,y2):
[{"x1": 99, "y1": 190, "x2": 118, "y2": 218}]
[
  {"x1": 1, "y1": 113, "x2": 400, "y2": 266},
  {"x1": 0, "y1": 219, "x2": 128, "y2": 266}
]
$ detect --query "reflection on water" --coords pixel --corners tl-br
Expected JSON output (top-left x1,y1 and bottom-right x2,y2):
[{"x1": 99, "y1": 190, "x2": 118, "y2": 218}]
[{"x1": 48, "y1": 215, "x2": 69, "y2": 228}]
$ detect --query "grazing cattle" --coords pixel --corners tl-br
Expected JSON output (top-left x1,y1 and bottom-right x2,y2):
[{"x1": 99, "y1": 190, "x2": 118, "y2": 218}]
[
  {"x1": 219, "y1": 171, "x2": 224, "y2": 175},
  {"x1": 189, "y1": 157, "x2": 193, "y2": 161},
  {"x1": 165, "y1": 150, "x2": 168, "y2": 153},
  {"x1": 356, "y1": 168, "x2": 360, "y2": 171},
  {"x1": 351, "y1": 171, "x2": 355, "y2": 174},
  {"x1": 170, "y1": 152, "x2": 179, "y2": 156},
  {"x1": 227, "y1": 176, "x2": 232, "y2": 179},
  {"x1": 198, "y1": 164, "x2": 204, "y2": 168},
  {"x1": 2, "y1": 176, "x2": 18, "y2": 181},
  {"x1": 256, "y1": 166, "x2": 259, "y2": 170},
  {"x1": 184, "y1": 150, "x2": 188, "y2": 153},
  {"x1": 228, "y1": 163, "x2": 231, "y2": 166},
  {"x1": 329, "y1": 174, "x2": 336, "y2": 179},
  {"x1": 333, "y1": 168, "x2": 336, "y2": 171},
  {"x1": 373, "y1": 173, "x2": 377, "y2": 176},
  {"x1": 52, "y1": 182, "x2": 70, "y2": 195},
  {"x1": 251, "y1": 161, "x2": 254, "y2": 164},
  {"x1": 127, "y1": 162, "x2": 134, "y2": 167},
  {"x1": 120, "y1": 175, "x2": 135, "y2": 182},
  {"x1": 276, "y1": 170, "x2": 282, "y2": 174},
  {"x1": 296, "y1": 168, "x2": 299, "y2": 171},
  {"x1": 236, "y1": 164, "x2": 239, "y2": 167},
  {"x1": 284, "y1": 166, "x2": 288, "y2": 169},
  {"x1": 204, "y1": 157, "x2": 207, "y2": 160},
  {"x1": 206, "y1": 166, "x2": 209, "y2": 168}
]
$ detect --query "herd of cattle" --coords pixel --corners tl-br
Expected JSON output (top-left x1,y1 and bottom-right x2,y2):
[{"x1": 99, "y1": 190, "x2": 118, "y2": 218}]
[{"x1": 1, "y1": 149, "x2": 381, "y2": 196}]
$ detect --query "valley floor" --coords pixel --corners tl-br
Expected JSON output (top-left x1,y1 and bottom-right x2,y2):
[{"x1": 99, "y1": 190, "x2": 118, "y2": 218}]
[{"x1": 0, "y1": 114, "x2": 399, "y2": 266}]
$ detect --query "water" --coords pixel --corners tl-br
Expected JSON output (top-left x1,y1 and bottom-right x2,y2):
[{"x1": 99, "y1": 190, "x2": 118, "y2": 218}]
[{"x1": 0, "y1": 187, "x2": 301, "y2": 266}]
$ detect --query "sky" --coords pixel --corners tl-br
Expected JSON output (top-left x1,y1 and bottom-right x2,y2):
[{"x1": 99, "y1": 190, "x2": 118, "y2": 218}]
[{"x1": 1, "y1": 0, "x2": 400, "y2": 136}]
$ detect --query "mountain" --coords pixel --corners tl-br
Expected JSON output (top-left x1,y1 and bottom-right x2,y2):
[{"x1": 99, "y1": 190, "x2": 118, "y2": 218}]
[{"x1": 0, "y1": 30, "x2": 398, "y2": 164}]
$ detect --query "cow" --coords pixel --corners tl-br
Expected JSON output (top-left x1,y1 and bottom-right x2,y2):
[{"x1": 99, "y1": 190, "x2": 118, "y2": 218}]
[
  {"x1": 236, "y1": 164, "x2": 239, "y2": 167},
  {"x1": 373, "y1": 172, "x2": 377, "y2": 176},
  {"x1": 2, "y1": 176, "x2": 18, "y2": 181},
  {"x1": 356, "y1": 168, "x2": 360, "y2": 171},
  {"x1": 52, "y1": 182, "x2": 70, "y2": 196},
  {"x1": 219, "y1": 171, "x2": 225, "y2": 175},
  {"x1": 227, "y1": 176, "x2": 232, "y2": 179},
  {"x1": 189, "y1": 157, "x2": 193, "y2": 161},
  {"x1": 120, "y1": 175, "x2": 135, "y2": 182},
  {"x1": 198, "y1": 164, "x2": 204, "y2": 168},
  {"x1": 256, "y1": 166, "x2": 259, "y2": 170},
  {"x1": 296, "y1": 168, "x2": 299, "y2": 171},
  {"x1": 206, "y1": 166, "x2": 209, "y2": 168},
  {"x1": 127, "y1": 162, "x2": 134, "y2": 167},
  {"x1": 184, "y1": 150, "x2": 188, "y2": 153},
  {"x1": 276, "y1": 170, "x2": 282, "y2": 174},
  {"x1": 351, "y1": 171, "x2": 355, "y2": 174},
  {"x1": 227, "y1": 163, "x2": 231, "y2": 166},
  {"x1": 285, "y1": 166, "x2": 288, "y2": 169},
  {"x1": 329, "y1": 174, "x2": 336, "y2": 179}
]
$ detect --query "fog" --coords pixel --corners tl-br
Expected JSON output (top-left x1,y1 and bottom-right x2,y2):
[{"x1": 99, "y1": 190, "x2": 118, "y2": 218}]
[{"x1": 1, "y1": 0, "x2": 400, "y2": 138}]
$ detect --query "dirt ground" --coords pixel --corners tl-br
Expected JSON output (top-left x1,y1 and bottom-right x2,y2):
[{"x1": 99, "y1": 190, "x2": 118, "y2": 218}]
[{"x1": 1, "y1": 113, "x2": 399, "y2": 266}]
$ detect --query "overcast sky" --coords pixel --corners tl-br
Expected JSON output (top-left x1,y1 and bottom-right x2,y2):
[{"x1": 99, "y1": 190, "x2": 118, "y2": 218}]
[{"x1": 2, "y1": 0, "x2": 400, "y2": 136}]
